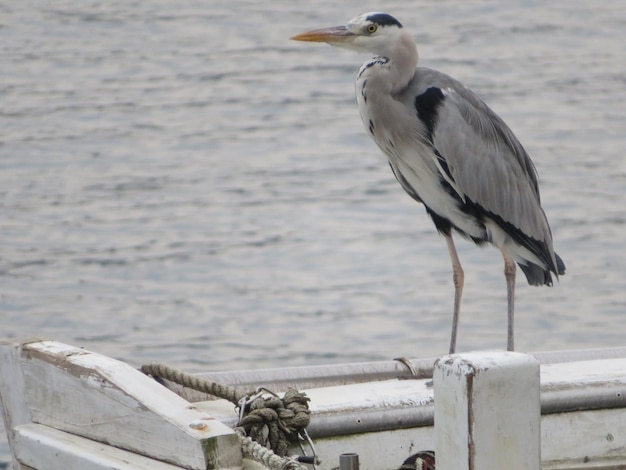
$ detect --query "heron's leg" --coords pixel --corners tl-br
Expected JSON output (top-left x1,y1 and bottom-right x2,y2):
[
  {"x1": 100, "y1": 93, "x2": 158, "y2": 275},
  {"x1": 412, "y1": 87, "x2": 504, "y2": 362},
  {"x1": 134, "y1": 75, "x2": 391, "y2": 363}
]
[
  {"x1": 445, "y1": 234, "x2": 464, "y2": 354},
  {"x1": 501, "y1": 250, "x2": 516, "y2": 351}
]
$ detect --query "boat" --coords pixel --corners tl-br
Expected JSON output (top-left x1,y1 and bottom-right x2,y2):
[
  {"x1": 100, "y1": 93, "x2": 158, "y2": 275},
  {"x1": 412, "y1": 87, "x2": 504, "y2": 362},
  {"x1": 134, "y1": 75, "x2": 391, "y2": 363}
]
[{"x1": 1, "y1": 338, "x2": 625, "y2": 469}]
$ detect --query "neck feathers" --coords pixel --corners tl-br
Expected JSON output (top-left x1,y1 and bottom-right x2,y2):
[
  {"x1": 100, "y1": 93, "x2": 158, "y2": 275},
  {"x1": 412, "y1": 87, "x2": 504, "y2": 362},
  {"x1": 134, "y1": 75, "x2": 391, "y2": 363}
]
[
  {"x1": 358, "y1": 30, "x2": 418, "y2": 94},
  {"x1": 389, "y1": 30, "x2": 418, "y2": 92}
]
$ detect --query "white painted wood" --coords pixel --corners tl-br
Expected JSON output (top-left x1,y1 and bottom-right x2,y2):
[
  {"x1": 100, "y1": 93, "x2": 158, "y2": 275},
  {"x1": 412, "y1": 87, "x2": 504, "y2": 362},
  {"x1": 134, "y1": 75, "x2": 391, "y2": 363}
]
[
  {"x1": 195, "y1": 360, "x2": 626, "y2": 469},
  {"x1": 10, "y1": 340, "x2": 242, "y2": 470},
  {"x1": 13, "y1": 423, "x2": 184, "y2": 470},
  {"x1": 434, "y1": 351, "x2": 541, "y2": 470},
  {"x1": 304, "y1": 376, "x2": 434, "y2": 412},
  {"x1": 0, "y1": 339, "x2": 40, "y2": 470},
  {"x1": 4, "y1": 339, "x2": 626, "y2": 469},
  {"x1": 542, "y1": 407, "x2": 626, "y2": 469},
  {"x1": 312, "y1": 426, "x2": 433, "y2": 470}
]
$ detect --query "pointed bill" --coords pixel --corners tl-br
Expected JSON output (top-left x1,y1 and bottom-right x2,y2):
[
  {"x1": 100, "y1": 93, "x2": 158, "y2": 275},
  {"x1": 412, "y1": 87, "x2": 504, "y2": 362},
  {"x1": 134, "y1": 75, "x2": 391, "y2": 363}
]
[{"x1": 291, "y1": 25, "x2": 356, "y2": 43}]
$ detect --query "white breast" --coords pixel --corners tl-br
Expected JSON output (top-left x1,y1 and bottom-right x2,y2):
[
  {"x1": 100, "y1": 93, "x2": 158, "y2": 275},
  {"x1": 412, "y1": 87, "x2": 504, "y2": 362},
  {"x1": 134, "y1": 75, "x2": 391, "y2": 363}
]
[{"x1": 355, "y1": 64, "x2": 486, "y2": 241}]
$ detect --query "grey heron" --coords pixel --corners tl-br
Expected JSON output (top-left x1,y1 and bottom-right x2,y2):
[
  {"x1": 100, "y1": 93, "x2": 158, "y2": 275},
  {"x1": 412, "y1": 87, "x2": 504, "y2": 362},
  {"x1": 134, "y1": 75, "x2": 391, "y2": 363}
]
[{"x1": 292, "y1": 12, "x2": 565, "y2": 353}]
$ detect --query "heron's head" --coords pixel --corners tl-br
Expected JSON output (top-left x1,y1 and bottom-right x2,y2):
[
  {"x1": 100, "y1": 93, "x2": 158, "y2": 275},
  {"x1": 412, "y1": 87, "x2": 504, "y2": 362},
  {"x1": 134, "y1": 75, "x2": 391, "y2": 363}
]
[{"x1": 291, "y1": 12, "x2": 407, "y2": 58}]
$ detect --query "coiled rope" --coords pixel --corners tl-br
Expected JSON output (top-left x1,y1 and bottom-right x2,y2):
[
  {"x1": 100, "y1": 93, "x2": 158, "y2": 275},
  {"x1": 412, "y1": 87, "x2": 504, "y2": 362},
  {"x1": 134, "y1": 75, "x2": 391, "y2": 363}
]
[{"x1": 141, "y1": 363, "x2": 314, "y2": 470}]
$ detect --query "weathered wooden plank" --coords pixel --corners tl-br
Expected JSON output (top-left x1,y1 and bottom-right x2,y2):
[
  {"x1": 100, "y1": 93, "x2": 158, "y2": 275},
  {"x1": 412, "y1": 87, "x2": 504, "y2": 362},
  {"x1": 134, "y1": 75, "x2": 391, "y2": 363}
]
[
  {"x1": 542, "y1": 407, "x2": 626, "y2": 469},
  {"x1": 312, "y1": 426, "x2": 433, "y2": 470},
  {"x1": 15, "y1": 340, "x2": 241, "y2": 469},
  {"x1": 305, "y1": 409, "x2": 626, "y2": 470},
  {"x1": 13, "y1": 423, "x2": 184, "y2": 470},
  {"x1": 0, "y1": 338, "x2": 41, "y2": 470}
]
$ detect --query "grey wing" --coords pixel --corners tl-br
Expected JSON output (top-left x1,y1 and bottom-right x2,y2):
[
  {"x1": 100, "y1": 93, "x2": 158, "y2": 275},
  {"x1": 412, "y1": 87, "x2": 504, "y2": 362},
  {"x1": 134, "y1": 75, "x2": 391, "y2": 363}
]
[{"x1": 403, "y1": 68, "x2": 558, "y2": 269}]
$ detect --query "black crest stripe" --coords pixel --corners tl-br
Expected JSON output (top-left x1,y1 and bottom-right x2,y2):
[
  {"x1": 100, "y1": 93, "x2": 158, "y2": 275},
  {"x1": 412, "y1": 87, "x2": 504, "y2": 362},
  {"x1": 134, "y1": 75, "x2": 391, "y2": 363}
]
[{"x1": 365, "y1": 13, "x2": 403, "y2": 28}]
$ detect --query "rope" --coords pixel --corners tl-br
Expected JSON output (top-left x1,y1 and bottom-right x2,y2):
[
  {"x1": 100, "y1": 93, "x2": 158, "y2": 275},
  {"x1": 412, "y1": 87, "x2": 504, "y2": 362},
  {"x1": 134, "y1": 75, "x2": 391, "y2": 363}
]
[
  {"x1": 141, "y1": 362, "x2": 245, "y2": 404},
  {"x1": 238, "y1": 389, "x2": 311, "y2": 457},
  {"x1": 140, "y1": 362, "x2": 313, "y2": 469},
  {"x1": 236, "y1": 429, "x2": 308, "y2": 470}
]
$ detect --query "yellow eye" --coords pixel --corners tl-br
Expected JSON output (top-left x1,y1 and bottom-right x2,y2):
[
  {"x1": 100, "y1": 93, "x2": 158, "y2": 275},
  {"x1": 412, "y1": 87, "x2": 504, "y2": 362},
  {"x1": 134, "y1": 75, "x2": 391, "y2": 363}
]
[{"x1": 367, "y1": 24, "x2": 378, "y2": 34}]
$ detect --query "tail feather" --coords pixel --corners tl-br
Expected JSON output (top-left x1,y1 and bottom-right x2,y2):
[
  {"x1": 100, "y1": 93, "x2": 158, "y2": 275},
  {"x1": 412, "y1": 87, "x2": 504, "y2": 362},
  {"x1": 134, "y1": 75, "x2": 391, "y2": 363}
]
[
  {"x1": 555, "y1": 252, "x2": 566, "y2": 275},
  {"x1": 518, "y1": 251, "x2": 565, "y2": 286}
]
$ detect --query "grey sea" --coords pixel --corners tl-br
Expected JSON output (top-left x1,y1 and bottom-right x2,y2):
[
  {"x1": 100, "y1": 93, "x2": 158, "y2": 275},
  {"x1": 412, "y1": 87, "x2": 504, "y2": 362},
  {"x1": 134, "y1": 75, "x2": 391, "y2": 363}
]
[{"x1": 1, "y1": 0, "x2": 625, "y2": 464}]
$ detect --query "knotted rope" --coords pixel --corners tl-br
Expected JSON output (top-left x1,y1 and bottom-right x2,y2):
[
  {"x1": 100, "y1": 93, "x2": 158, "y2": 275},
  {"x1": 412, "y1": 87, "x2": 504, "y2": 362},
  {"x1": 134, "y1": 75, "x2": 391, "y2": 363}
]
[
  {"x1": 140, "y1": 363, "x2": 314, "y2": 469},
  {"x1": 238, "y1": 388, "x2": 311, "y2": 457}
]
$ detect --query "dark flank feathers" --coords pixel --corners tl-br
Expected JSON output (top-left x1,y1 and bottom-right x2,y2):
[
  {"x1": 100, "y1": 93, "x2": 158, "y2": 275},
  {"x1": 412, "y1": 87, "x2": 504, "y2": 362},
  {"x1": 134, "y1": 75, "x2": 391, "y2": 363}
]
[{"x1": 424, "y1": 179, "x2": 565, "y2": 286}]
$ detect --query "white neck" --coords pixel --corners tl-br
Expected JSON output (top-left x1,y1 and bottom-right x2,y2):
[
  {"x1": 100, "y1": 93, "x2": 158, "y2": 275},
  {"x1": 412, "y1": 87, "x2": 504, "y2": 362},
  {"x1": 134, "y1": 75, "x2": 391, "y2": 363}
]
[{"x1": 387, "y1": 30, "x2": 419, "y2": 92}]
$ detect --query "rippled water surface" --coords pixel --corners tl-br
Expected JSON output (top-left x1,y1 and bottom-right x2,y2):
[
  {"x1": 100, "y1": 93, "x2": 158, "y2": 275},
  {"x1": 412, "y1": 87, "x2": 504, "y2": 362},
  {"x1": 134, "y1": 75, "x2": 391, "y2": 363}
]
[{"x1": 1, "y1": 0, "x2": 625, "y2": 464}]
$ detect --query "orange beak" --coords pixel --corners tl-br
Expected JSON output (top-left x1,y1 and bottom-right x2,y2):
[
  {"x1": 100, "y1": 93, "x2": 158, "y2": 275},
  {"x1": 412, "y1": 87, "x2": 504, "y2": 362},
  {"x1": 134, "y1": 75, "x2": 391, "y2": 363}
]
[{"x1": 291, "y1": 25, "x2": 356, "y2": 44}]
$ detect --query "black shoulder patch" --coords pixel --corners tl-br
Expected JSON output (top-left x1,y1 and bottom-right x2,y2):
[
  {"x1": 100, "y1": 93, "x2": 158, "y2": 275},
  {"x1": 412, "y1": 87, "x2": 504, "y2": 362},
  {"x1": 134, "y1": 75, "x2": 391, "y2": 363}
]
[
  {"x1": 366, "y1": 13, "x2": 403, "y2": 28},
  {"x1": 415, "y1": 87, "x2": 446, "y2": 142}
]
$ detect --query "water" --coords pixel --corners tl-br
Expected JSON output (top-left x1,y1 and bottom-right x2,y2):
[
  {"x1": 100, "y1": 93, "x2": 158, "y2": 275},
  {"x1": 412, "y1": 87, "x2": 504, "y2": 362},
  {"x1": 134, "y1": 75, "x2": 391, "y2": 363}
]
[{"x1": 1, "y1": 0, "x2": 625, "y2": 464}]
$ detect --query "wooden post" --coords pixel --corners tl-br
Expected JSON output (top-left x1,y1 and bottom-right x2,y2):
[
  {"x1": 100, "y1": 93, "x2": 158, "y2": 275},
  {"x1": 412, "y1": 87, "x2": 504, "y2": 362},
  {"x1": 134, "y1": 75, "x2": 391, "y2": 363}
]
[{"x1": 434, "y1": 351, "x2": 540, "y2": 470}]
